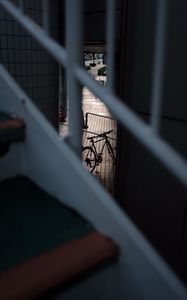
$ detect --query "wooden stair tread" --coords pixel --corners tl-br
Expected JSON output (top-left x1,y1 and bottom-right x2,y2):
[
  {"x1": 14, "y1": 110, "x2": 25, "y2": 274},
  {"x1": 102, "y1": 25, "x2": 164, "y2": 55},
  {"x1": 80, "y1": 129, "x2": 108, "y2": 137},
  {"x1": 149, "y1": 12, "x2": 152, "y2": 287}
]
[
  {"x1": 0, "y1": 176, "x2": 93, "y2": 273},
  {"x1": 0, "y1": 176, "x2": 118, "y2": 299},
  {"x1": 0, "y1": 232, "x2": 117, "y2": 300}
]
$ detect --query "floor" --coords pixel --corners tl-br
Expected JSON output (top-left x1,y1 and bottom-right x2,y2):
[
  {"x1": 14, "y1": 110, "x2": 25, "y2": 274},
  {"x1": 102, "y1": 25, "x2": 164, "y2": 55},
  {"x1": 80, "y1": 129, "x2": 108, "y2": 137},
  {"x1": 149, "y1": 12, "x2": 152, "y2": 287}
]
[{"x1": 59, "y1": 81, "x2": 117, "y2": 196}]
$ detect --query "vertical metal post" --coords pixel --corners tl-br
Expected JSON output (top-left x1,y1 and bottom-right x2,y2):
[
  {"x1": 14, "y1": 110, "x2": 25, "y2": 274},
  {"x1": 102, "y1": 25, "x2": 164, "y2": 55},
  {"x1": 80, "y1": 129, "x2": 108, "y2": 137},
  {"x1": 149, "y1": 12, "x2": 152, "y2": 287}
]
[
  {"x1": 58, "y1": 64, "x2": 63, "y2": 106},
  {"x1": 150, "y1": 0, "x2": 168, "y2": 134},
  {"x1": 106, "y1": 0, "x2": 116, "y2": 91},
  {"x1": 18, "y1": 0, "x2": 24, "y2": 12},
  {"x1": 42, "y1": 0, "x2": 49, "y2": 34},
  {"x1": 66, "y1": 0, "x2": 83, "y2": 157}
]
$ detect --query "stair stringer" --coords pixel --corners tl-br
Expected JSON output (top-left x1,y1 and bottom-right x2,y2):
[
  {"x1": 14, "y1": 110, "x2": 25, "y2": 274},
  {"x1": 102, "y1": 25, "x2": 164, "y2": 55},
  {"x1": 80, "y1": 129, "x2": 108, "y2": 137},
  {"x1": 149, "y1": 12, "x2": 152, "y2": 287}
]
[{"x1": 0, "y1": 64, "x2": 187, "y2": 300}]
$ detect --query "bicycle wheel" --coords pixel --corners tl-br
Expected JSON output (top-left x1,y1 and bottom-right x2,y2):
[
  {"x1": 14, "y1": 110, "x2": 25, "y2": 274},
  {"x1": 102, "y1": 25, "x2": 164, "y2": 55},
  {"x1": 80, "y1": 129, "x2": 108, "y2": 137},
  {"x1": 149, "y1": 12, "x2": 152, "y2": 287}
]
[{"x1": 82, "y1": 146, "x2": 96, "y2": 172}]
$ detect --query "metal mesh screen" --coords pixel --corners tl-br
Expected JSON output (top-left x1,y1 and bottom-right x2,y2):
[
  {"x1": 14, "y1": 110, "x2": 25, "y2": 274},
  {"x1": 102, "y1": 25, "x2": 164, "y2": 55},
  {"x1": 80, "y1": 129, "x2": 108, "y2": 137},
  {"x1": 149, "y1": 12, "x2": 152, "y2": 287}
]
[{"x1": 0, "y1": 0, "x2": 59, "y2": 128}]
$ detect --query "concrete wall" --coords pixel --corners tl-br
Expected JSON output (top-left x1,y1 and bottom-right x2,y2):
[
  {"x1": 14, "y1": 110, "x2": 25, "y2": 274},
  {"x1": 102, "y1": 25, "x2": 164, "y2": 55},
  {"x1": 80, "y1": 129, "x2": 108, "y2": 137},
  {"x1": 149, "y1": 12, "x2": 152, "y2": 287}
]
[
  {"x1": 0, "y1": 0, "x2": 59, "y2": 128},
  {"x1": 117, "y1": 0, "x2": 187, "y2": 284},
  {"x1": 84, "y1": 0, "x2": 122, "y2": 50}
]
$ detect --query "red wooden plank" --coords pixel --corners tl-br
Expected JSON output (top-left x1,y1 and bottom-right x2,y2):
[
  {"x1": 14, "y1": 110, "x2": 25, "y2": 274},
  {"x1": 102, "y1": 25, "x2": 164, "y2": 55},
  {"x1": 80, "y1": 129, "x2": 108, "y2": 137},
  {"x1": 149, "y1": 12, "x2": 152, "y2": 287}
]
[{"x1": 0, "y1": 232, "x2": 117, "y2": 300}]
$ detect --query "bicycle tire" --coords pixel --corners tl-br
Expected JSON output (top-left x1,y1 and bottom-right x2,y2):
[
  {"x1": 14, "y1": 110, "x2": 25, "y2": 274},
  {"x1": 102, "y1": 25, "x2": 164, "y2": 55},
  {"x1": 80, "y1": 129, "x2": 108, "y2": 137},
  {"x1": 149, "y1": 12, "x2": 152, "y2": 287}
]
[{"x1": 82, "y1": 146, "x2": 97, "y2": 172}]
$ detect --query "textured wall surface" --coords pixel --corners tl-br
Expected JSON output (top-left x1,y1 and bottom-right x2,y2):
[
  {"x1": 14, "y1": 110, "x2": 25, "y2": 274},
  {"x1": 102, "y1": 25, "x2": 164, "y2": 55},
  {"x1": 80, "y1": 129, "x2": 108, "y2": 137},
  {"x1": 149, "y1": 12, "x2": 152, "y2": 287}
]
[{"x1": 117, "y1": 0, "x2": 187, "y2": 284}]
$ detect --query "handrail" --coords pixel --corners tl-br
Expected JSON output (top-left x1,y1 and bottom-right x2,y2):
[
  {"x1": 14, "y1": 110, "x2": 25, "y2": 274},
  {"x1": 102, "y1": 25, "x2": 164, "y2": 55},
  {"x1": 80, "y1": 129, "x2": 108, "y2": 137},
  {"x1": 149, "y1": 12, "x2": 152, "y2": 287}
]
[{"x1": 84, "y1": 112, "x2": 115, "y2": 129}]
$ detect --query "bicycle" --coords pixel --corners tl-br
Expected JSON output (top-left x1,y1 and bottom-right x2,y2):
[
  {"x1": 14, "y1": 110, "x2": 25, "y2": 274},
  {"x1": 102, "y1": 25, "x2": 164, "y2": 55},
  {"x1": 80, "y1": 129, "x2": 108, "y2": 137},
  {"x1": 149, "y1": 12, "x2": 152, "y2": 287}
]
[{"x1": 82, "y1": 129, "x2": 116, "y2": 172}]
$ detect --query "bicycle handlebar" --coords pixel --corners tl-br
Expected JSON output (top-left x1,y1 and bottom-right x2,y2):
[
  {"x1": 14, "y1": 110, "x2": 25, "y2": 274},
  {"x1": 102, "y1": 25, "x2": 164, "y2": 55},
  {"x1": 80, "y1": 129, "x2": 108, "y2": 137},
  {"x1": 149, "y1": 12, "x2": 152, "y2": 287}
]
[{"x1": 87, "y1": 129, "x2": 113, "y2": 140}]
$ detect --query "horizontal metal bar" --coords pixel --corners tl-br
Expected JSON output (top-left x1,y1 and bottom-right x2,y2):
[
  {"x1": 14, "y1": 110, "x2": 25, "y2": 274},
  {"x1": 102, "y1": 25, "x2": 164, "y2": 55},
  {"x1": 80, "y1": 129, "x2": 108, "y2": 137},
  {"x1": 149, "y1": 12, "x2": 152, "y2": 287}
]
[
  {"x1": 85, "y1": 112, "x2": 114, "y2": 121},
  {"x1": 0, "y1": 0, "x2": 67, "y2": 67},
  {"x1": 75, "y1": 66, "x2": 187, "y2": 188},
  {"x1": 85, "y1": 112, "x2": 114, "y2": 129}
]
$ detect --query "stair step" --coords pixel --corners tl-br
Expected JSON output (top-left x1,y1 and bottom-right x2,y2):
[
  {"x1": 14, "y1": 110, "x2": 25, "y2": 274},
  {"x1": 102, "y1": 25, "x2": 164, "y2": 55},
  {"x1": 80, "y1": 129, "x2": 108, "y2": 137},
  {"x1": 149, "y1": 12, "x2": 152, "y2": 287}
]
[
  {"x1": 0, "y1": 232, "x2": 116, "y2": 300},
  {"x1": 0, "y1": 112, "x2": 25, "y2": 156},
  {"x1": 0, "y1": 176, "x2": 118, "y2": 300}
]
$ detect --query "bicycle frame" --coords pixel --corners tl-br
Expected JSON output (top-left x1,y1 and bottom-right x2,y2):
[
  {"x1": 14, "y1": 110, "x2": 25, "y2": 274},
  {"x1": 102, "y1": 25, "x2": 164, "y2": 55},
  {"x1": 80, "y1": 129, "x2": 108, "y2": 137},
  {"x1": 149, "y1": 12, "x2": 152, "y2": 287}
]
[
  {"x1": 89, "y1": 135, "x2": 116, "y2": 164},
  {"x1": 82, "y1": 130, "x2": 116, "y2": 173}
]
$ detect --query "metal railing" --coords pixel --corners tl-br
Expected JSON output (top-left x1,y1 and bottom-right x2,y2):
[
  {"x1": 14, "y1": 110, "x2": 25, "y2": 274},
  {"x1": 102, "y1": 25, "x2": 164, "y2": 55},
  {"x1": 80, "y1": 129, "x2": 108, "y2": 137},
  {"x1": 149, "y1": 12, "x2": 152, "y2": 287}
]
[
  {"x1": 1, "y1": 0, "x2": 187, "y2": 298},
  {"x1": 1, "y1": 0, "x2": 187, "y2": 188},
  {"x1": 84, "y1": 112, "x2": 115, "y2": 130},
  {"x1": 0, "y1": 0, "x2": 184, "y2": 206}
]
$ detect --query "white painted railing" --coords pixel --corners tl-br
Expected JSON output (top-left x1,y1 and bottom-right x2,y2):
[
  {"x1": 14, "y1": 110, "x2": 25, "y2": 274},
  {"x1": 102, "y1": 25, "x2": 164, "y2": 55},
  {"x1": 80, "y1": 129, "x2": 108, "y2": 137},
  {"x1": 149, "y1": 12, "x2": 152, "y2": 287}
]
[
  {"x1": 0, "y1": 0, "x2": 187, "y2": 298},
  {"x1": 1, "y1": 0, "x2": 187, "y2": 188}
]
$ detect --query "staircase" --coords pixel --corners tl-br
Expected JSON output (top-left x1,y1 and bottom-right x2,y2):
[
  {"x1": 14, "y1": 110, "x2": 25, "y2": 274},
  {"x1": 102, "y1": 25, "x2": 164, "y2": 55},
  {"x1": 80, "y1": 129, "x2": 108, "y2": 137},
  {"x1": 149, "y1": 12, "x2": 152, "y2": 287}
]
[
  {"x1": 0, "y1": 175, "x2": 117, "y2": 300},
  {"x1": 0, "y1": 66, "x2": 118, "y2": 299},
  {"x1": 0, "y1": 1, "x2": 187, "y2": 300}
]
